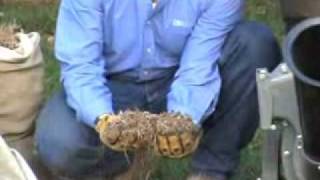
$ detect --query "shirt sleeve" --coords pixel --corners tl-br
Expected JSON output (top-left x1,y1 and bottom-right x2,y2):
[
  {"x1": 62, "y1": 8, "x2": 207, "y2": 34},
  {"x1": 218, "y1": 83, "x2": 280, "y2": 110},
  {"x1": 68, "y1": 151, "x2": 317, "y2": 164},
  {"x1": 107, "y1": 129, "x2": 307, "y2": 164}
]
[
  {"x1": 167, "y1": 0, "x2": 243, "y2": 125},
  {"x1": 55, "y1": 0, "x2": 113, "y2": 128}
]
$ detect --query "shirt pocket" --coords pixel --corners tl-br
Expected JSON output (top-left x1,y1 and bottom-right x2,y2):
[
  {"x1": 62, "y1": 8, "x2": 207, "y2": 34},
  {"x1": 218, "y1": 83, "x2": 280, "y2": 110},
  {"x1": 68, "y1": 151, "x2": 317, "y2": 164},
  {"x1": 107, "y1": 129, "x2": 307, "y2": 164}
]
[
  {"x1": 162, "y1": 19, "x2": 194, "y2": 55},
  {"x1": 169, "y1": 19, "x2": 194, "y2": 34}
]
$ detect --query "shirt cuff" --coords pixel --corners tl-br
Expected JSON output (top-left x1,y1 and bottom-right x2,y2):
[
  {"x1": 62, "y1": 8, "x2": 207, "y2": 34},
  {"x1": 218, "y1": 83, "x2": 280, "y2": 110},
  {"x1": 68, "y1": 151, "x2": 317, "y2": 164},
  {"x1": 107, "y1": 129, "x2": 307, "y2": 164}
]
[{"x1": 79, "y1": 100, "x2": 114, "y2": 128}]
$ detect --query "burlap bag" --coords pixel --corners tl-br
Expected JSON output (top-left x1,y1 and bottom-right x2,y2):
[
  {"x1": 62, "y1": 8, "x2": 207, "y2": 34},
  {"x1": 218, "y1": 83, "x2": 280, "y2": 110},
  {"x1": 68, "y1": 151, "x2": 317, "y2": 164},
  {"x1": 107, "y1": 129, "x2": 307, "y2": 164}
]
[
  {"x1": 0, "y1": 32, "x2": 44, "y2": 139},
  {"x1": 0, "y1": 136, "x2": 37, "y2": 180}
]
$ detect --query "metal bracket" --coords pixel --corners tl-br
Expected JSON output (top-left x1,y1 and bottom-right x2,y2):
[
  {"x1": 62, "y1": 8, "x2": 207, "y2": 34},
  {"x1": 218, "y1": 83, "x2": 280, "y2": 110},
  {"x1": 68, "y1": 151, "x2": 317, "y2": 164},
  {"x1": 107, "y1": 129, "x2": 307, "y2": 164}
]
[
  {"x1": 261, "y1": 125, "x2": 282, "y2": 180},
  {"x1": 256, "y1": 63, "x2": 302, "y2": 180},
  {"x1": 256, "y1": 63, "x2": 301, "y2": 133}
]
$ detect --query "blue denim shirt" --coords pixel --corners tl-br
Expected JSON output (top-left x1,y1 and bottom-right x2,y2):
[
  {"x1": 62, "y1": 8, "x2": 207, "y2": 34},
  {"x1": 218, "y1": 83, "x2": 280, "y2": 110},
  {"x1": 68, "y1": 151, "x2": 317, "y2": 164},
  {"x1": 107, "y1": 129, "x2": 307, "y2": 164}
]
[{"x1": 55, "y1": 0, "x2": 243, "y2": 127}]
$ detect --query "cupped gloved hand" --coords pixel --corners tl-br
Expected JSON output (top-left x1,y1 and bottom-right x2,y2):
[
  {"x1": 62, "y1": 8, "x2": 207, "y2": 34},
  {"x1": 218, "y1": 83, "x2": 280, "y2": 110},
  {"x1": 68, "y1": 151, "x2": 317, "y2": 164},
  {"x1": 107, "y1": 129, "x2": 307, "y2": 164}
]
[{"x1": 153, "y1": 113, "x2": 202, "y2": 158}]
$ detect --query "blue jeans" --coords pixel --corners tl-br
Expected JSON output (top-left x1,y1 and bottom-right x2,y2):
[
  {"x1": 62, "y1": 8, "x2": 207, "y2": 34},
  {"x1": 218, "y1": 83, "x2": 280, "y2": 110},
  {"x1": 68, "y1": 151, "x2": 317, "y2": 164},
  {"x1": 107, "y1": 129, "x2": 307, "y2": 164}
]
[{"x1": 35, "y1": 21, "x2": 281, "y2": 178}]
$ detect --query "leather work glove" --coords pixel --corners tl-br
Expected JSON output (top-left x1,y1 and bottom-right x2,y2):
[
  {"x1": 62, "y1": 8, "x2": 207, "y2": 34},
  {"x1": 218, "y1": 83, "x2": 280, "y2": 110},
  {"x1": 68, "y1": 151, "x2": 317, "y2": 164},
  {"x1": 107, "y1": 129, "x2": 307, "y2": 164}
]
[
  {"x1": 154, "y1": 113, "x2": 202, "y2": 158},
  {"x1": 95, "y1": 111, "x2": 156, "y2": 152}
]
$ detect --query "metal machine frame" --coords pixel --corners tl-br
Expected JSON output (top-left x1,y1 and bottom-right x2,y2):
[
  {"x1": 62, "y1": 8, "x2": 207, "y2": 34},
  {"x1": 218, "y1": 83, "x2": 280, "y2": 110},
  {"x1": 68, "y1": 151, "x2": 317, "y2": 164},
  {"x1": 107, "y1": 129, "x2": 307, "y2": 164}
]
[{"x1": 257, "y1": 63, "x2": 320, "y2": 180}]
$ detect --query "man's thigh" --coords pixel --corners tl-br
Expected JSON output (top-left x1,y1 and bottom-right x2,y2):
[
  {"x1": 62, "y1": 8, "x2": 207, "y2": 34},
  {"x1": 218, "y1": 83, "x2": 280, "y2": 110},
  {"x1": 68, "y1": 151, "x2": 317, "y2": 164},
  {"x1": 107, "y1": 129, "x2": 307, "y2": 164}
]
[{"x1": 35, "y1": 89, "x2": 130, "y2": 177}]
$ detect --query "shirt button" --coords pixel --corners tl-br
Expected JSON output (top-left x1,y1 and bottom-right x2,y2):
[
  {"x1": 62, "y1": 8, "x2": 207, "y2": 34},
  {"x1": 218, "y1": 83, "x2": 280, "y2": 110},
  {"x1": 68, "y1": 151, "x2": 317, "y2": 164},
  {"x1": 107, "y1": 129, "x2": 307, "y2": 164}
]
[
  {"x1": 146, "y1": 20, "x2": 151, "y2": 25},
  {"x1": 143, "y1": 70, "x2": 149, "y2": 75},
  {"x1": 146, "y1": 48, "x2": 152, "y2": 54}
]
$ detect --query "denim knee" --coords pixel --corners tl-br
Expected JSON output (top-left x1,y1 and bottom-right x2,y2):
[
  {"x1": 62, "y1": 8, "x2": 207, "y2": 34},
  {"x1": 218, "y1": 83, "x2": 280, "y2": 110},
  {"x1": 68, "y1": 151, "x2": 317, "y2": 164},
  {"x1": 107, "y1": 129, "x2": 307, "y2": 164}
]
[
  {"x1": 34, "y1": 91, "x2": 104, "y2": 177},
  {"x1": 36, "y1": 129, "x2": 103, "y2": 177},
  {"x1": 231, "y1": 21, "x2": 281, "y2": 70}
]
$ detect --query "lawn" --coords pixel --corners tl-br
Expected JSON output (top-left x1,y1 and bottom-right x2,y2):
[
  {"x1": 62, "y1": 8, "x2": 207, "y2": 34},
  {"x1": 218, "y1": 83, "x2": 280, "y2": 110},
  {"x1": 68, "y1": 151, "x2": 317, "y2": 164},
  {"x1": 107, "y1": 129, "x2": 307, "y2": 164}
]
[{"x1": 0, "y1": 1, "x2": 284, "y2": 180}]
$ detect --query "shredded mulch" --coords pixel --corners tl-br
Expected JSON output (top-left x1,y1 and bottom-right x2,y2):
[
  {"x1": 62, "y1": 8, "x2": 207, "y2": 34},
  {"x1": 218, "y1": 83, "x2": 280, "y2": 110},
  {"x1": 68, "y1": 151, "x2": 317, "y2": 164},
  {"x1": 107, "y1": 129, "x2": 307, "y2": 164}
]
[{"x1": 0, "y1": 23, "x2": 21, "y2": 50}]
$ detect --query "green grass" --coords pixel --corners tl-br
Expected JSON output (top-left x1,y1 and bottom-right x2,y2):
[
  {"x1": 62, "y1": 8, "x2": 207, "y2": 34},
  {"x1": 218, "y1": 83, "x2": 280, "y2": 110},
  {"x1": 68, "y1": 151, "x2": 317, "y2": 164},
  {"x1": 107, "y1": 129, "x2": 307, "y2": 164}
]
[
  {"x1": 246, "y1": 0, "x2": 284, "y2": 40},
  {"x1": 0, "y1": 1, "x2": 284, "y2": 179}
]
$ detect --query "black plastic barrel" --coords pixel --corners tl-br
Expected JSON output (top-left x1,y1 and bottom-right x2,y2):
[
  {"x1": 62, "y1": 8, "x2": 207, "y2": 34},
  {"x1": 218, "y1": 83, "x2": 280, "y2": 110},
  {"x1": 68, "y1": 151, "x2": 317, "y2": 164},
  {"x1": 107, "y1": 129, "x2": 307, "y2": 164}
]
[{"x1": 284, "y1": 18, "x2": 320, "y2": 161}]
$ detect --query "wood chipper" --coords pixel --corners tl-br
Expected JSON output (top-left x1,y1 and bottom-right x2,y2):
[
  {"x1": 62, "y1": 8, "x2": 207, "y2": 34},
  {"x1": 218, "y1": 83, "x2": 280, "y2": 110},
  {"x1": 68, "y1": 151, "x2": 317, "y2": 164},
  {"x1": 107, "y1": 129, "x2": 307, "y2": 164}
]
[{"x1": 257, "y1": 1, "x2": 320, "y2": 179}]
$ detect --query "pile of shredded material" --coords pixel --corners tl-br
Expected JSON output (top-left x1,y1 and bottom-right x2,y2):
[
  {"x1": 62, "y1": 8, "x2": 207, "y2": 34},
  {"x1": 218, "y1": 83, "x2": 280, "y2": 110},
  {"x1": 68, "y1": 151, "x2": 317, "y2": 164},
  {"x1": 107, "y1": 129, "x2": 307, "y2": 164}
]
[
  {"x1": 100, "y1": 111, "x2": 157, "y2": 151},
  {"x1": 156, "y1": 112, "x2": 198, "y2": 135},
  {"x1": 0, "y1": 23, "x2": 21, "y2": 50}
]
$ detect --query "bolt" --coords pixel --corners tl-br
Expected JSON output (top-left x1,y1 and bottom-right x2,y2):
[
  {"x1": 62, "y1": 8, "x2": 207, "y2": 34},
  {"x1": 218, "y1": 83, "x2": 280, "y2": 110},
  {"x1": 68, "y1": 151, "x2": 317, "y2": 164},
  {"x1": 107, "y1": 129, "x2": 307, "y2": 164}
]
[
  {"x1": 257, "y1": 178, "x2": 262, "y2": 180},
  {"x1": 283, "y1": 150, "x2": 291, "y2": 157},
  {"x1": 259, "y1": 73, "x2": 267, "y2": 80},
  {"x1": 282, "y1": 121, "x2": 288, "y2": 127},
  {"x1": 280, "y1": 64, "x2": 289, "y2": 73},
  {"x1": 317, "y1": 166, "x2": 320, "y2": 171},
  {"x1": 297, "y1": 145, "x2": 303, "y2": 150},
  {"x1": 297, "y1": 135, "x2": 303, "y2": 139},
  {"x1": 270, "y1": 124, "x2": 277, "y2": 131},
  {"x1": 257, "y1": 69, "x2": 268, "y2": 80},
  {"x1": 258, "y1": 69, "x2": 268, "y2": 74}
]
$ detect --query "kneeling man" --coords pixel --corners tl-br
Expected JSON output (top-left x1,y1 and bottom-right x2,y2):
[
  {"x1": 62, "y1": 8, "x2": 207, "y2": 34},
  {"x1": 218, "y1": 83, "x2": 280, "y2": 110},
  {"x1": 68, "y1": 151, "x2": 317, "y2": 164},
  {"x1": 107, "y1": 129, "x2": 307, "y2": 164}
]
[{"x1": 35, "y1": 0, "x2": 281, "y2": 179}]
